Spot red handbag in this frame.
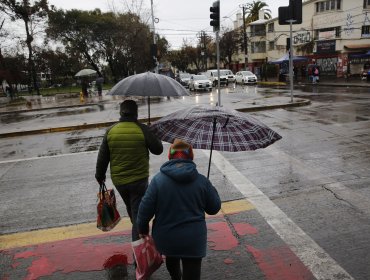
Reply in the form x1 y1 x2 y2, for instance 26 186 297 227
132 235 163 280
97 183 121 231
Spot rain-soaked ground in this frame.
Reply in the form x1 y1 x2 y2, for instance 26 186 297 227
0 85 369 160
1 84 370 279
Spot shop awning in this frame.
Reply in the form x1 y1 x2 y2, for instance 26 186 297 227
344 44 370 50
348 50 370 58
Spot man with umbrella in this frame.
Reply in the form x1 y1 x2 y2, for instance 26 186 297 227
95 100 163 243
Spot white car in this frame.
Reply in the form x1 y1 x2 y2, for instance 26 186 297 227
235 71 258 84
176 72 191 88
205 69 228 86
220 69 236 84
189 75 212 91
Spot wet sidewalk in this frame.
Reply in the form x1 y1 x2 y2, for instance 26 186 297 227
0 86 310 137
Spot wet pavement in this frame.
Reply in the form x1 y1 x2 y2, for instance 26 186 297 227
1 82 370 280
0 85 309 137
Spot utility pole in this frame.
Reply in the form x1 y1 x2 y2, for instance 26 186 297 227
240 4 248 70
150 0 157 74
202 31 207 71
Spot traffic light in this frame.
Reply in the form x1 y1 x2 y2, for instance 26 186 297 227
150 44 158 68
210 1 220 32
286 38 291 51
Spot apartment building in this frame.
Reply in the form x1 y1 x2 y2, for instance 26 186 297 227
231 0 370 78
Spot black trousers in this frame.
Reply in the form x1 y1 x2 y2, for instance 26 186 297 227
115 178 148 242
165 257 202 280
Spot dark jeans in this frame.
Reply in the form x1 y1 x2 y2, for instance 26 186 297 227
165 257 202 280
115 178 148 242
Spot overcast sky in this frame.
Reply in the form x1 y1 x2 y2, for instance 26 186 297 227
47 0 290 49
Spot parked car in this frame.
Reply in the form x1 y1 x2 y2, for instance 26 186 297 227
189 74 212 91
235 71 258 84
205 69 228 86
176 72 191 88
220 69 236 83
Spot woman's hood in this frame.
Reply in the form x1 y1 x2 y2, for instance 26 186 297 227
160 159 198 183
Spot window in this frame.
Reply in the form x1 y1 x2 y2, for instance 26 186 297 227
315 27 341 39
362 25 370 37
365 0 370 8
268 41 275 51
250 25 266 37
316 0 341 13
267 23 274 33
251 41 266 53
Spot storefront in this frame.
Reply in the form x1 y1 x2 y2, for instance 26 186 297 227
348 52 370 77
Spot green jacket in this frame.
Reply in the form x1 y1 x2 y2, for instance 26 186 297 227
95 116 163 186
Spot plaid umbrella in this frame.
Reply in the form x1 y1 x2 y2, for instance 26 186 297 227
150 105 282 178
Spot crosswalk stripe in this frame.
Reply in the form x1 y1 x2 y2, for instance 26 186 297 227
207 149 354 280
0 199 254 250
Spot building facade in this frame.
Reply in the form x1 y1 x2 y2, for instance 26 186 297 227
231 0 370 78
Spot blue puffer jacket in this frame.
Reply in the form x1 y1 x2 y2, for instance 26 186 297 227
136 159 221 258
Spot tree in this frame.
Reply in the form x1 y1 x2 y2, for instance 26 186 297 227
0 52 28 92
166 50 188 73
47 8 160 82
0 0 49 95
47 8 103 77
244 1 271 23
219 29 239 68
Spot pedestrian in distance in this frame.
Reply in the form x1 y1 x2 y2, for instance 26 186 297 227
136 139 222 280
81 78 89 98
96 76 104 98
313 66 320 84
95 100 163 242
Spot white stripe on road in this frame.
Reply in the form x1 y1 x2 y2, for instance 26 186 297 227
0 151 97 164
204 149 353 280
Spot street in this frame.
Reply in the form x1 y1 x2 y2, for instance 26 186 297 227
1 84 370 279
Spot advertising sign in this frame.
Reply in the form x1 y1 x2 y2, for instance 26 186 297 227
316 40 336 53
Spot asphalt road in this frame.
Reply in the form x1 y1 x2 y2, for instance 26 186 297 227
1 84 370 279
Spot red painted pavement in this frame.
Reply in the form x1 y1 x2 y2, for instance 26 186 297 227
1 221 314 279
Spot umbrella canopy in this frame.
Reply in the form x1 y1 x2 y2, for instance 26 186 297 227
75 69 97 77
108 71 190 124
108 71 189 97
150 105 281 152
269 53 308 64
150 105 282 178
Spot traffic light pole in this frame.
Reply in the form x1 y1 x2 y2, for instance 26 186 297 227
210 0 221 107
216 31 221 107
288 20 295 103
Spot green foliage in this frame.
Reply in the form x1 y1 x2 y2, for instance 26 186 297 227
244 1 271 23
220 29 239 66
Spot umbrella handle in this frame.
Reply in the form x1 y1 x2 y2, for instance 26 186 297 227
148 96 151 125
207 117 217 179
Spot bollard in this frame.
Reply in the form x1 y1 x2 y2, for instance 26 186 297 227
80 91 84 103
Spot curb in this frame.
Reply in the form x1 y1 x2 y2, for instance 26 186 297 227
0 99 310 139
0 102 107 115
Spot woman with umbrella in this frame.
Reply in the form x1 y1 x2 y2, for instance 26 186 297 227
136 139 221 280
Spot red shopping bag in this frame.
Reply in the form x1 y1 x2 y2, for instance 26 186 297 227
132 235 163 280
97 183 121 231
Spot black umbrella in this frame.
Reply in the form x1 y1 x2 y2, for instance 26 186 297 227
150 105 282 178
108 72 189 124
